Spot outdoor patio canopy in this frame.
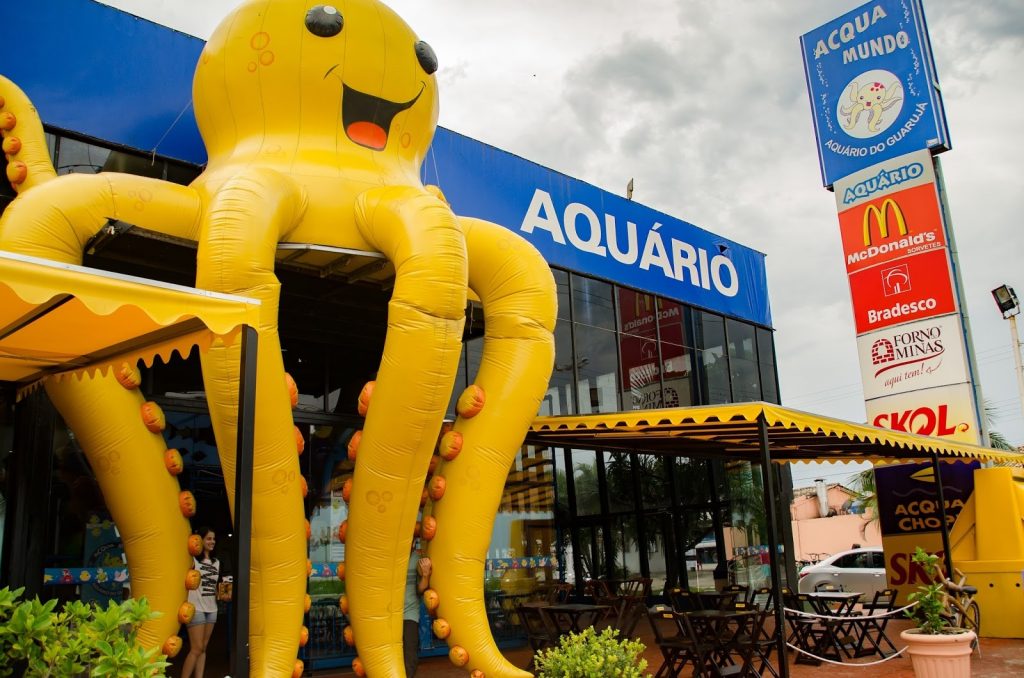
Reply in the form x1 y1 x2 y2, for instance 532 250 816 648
0 249 261 677
525 402 1021 465
0 250 260 386
526 402 1019 678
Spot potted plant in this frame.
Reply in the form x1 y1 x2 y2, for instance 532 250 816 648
533 626 649 677
0 586 170 677
900 548 976 678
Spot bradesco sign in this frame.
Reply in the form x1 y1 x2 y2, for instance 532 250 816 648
425 128 772 327
835 150 946 275
800 0 950 187
847 247 956 334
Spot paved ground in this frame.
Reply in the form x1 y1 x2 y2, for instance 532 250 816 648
314 619 1024 677
174 617 1024 676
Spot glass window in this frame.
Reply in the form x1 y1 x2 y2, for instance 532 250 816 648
572 450 600 516
610 513 638 579
543 320 575 415
698 349 731 404
660 343 694 408
637 454 670 510
695 312 730 404
657 299 692 348
55 137 110 175
730 357 761 402
674 458 713 506
756 327 779 404
574 325 620 413
616 288 661 411
645 515 671 595
603 452 634 514
571 275 615 330
553 269 571 322
726 319 757 362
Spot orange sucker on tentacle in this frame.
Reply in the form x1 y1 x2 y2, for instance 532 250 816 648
140 401 166 433
432 618 451 639
162 636 183 659
164 448 184 475
115 362 142 389
285 372 299 408
438 430 463 461
456 385 486 418
347 430 361 461
356 380 375 416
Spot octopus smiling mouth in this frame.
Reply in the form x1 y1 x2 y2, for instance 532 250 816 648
341 82 423 150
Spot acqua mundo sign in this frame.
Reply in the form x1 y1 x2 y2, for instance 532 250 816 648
799 0 951 188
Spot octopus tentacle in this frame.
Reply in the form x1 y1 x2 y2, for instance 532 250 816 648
1 79 204 652
47 373 193 651
194 166 309 678
427 216 556 678
346 185 467 678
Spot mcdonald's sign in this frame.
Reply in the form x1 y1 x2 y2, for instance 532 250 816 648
837 182 946 275
862 199 908 246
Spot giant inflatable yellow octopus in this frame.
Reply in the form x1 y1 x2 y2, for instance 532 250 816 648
0 1 555 676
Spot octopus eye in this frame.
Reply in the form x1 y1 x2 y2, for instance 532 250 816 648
415 41 438 75
306 5 343 37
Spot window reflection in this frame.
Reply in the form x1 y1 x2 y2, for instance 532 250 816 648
603 452 634 514
616 289 661 410
575 325 619 413
572 450 600 516
543 320 575 415
553 269 571 322
56 137 110 175
571 275 615 330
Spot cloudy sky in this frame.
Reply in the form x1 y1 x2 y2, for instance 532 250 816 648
97 0 1024 484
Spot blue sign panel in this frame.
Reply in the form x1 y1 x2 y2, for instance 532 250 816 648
4 0 771 326
425 129 771 327
800 0 950 188
5 0 206 164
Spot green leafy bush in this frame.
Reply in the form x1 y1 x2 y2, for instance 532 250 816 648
905 547 948 635
534 626 649 677
0 586 169 677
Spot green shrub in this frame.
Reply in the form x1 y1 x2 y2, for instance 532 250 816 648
534 626 649 677
905 547 948 635
0 586 169 677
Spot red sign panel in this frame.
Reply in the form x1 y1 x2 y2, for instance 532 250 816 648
848 248 957 334
838 183 947 275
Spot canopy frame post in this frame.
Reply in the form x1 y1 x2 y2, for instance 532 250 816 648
758 413 789 678
230 325 257 678
931 453 955 578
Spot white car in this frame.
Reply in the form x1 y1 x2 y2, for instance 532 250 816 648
797 547 887 597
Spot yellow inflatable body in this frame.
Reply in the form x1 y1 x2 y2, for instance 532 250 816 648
0 1 555 677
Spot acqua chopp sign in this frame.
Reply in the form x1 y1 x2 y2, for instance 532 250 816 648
800 0 951 187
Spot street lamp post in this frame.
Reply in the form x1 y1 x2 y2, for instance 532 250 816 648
991 285 1024 419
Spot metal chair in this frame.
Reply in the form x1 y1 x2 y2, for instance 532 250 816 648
849 588 899 658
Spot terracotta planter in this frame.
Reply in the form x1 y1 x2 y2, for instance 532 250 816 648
900 629 976 678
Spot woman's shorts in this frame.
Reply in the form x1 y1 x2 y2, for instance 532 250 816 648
188 608 218 627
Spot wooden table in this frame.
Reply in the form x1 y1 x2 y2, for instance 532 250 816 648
542 603 611 634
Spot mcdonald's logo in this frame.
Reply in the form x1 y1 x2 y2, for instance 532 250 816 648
862 198 908 246
634 293 654 317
